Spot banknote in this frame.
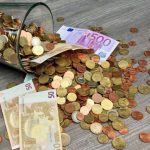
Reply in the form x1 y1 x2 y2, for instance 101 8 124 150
0 80 36 149
57 25 119 63
31 43 85 64
19 90 62 150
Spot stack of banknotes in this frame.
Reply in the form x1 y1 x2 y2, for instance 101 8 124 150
0 80 62 150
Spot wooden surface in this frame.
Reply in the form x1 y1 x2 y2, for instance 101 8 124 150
0 0 150 150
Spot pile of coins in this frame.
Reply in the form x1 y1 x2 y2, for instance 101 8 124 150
0 10 62 72
30 42 150 149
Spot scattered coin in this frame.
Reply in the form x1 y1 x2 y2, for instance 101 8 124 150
90 122 103 134
131 111 144 120
57 16 65 22
6 82 17 89
139 132 150 143
5 131 9 140
112 137 126 150
61 133 71 146
146 105 150 113
97 134 109 144
0 136 3 144
130 27 139 33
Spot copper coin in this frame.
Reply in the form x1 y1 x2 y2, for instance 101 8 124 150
71 53 80 63
77 94 88 101
144 51 150 57
128 40 137 46
139 132 150 143
119 127 129 135
81 84 90 90
67 87 76 93
102 126 113 135
91 55 100 63
146 79 150 86
109 92 118 103
120 43 129 49
0 136 3 143
45 43 55 50
64 103 75 114
131 111 144 120
76 63 86 73
128 99 137 108
107 131 116 139
77 112 84 121
80 106 90 115
92 93 103 103
138 59 147 66
112 71 122 77
130 27 139 33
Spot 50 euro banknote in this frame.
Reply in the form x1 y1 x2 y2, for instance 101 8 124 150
19 89 62 150
0 80 36 149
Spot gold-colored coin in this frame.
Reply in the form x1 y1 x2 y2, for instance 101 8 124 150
84 113 94 124
80 121 90 130
56 16 65 22
38 74 49 84
57 97 66 105
90 122 103 134
55 57 67 67
5 131 9 140
118 98 129 107
0 40 4 51
92 104 103 115
99 113 109 123
61 133 71 147
19 36 28 47
32 45 44 56
100 77 111 87
72 102 81 111
112 77 122 85
38 85 49 92
129 86 138 94
61 77 72 88
45 65 55 75
146 105 150 113
101 98 113 110
84 71 92 81
108 110 119 122
138 84 150 95
0 35 8 44
92 72 103 82
112 119 125 131
23 45 32 55
112 137 126 150
57 87 67 97
67 93 77 102
101 61 110 69
85 59 95 69
97 134 109 144
118 108 131 119
6 82 17 89
118 60 129 69
3 48 15 61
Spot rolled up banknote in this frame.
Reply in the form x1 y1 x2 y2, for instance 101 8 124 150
19 89 62 150
0 80 36 149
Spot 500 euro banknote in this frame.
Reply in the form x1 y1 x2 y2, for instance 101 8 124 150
57 25 119 63
0 80 36 149
19 90 62 150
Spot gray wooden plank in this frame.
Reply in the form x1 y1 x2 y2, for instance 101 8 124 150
0 0 150 150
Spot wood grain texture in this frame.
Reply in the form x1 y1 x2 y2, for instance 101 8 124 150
0 0 150 150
